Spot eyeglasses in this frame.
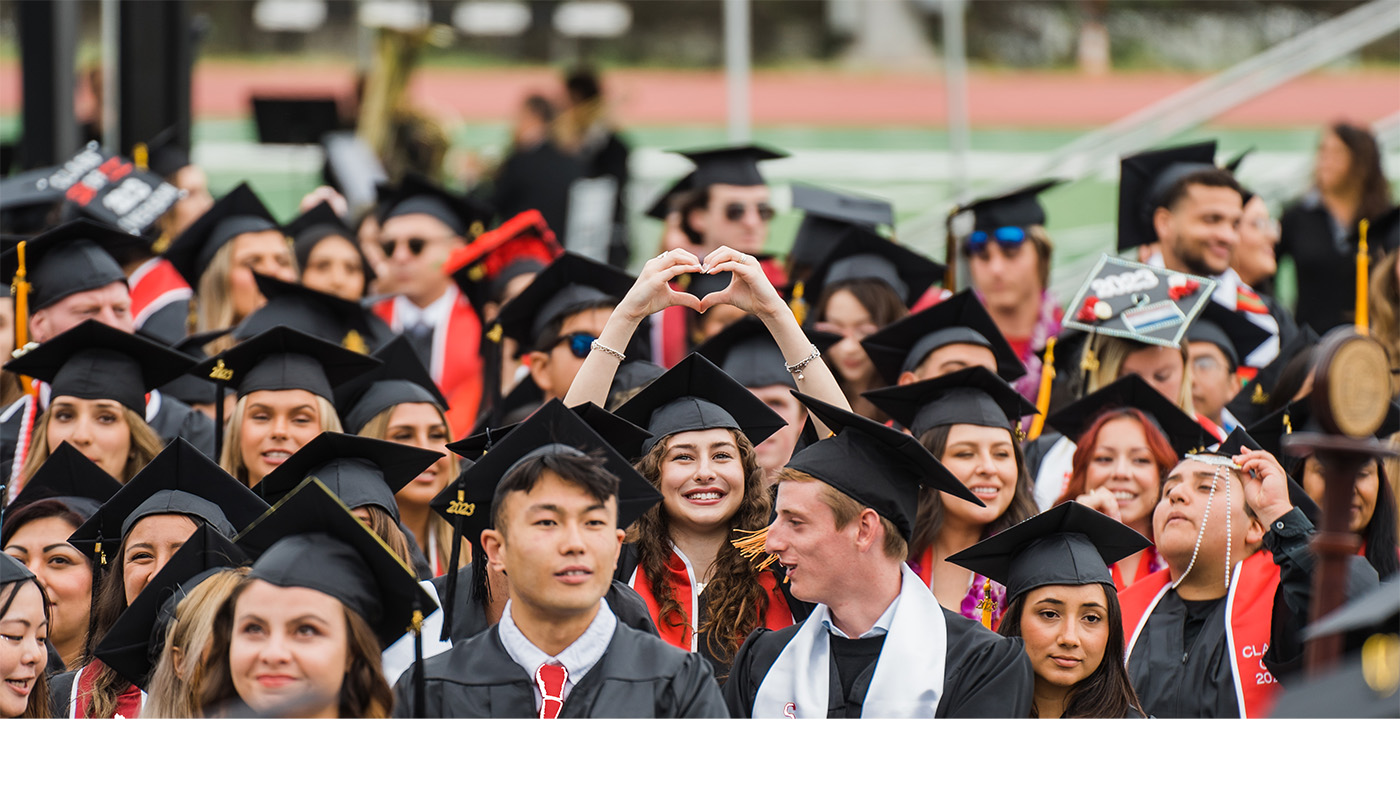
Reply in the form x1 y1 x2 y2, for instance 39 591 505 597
964 226 1027 258
551 332 597 359
724 202 776 222
380 236 453 257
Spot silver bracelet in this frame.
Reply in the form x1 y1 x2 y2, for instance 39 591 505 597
590 339 626 362
785 344 821 381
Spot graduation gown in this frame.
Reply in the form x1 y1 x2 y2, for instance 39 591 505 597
723 605 1032 718
145 390 216 458
373 286 484 440
391 620 729 718
0 394 39 496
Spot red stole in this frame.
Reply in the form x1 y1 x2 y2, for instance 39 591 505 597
1110 546 1164 591
1120 550 1282 718
628 547 793 653
73 662 144 719
129 257 192 326
373 288 483 439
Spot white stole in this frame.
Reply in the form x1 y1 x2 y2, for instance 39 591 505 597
752 564 948 718
381 581 454 685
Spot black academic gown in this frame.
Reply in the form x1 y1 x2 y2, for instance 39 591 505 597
146 394 216 458
722 606 1033 718
391 622 729 718
138 299 191 348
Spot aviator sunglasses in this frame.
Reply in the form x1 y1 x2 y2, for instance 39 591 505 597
724 202 776 222
964 226 1027 258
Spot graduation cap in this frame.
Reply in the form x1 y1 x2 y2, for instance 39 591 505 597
152 328 232 406
796 226 943 310
785 392 982 541
1223 147 1256 204
252 432 441 521
694 316 840 391
235 477 438 648
788 183 895 273
234 271 389 352
671 144 788 190
0 551 36 585
1250 398 1400 460
608 359 666 406
251 96 342 145
946 501 1152 603
644 173 696 221
376 173 489 239
474 375 545 432
1060 255 1216 350
953 178 1062 234
0 219 145 312
1 444 122 545
1045 373 1212 457
163 182 281 290
68 438 270 562
334 335 448 435
492 252 633 354
4 320 194 414
860 289 1026 385
447 401 652 463
0 168 65 235
862 366 1038 439
91 527 246 690
614 353 788 454
1304 576 1400 642
445 209 562 316
1185 301 1272 371
190 325 381 403
284 202 375 288
139 126 190 179
1227 325 1320 426
1117 141 1219 250
1218 426 1321 523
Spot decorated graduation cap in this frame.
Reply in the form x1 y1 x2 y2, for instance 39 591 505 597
284 202 375 288
92 527 246 690
448 400 652 463
4 320 193 414
334 335 448 435
1218 426 1321 523
644 173 696 221
1185 300 1272 371
954 178 1062 234
191 325 381 403
445 209 561 317
1117 140 1219 250
784 392 982 541
252 432 441 521
1 444 122 545
672 144 788 190
795 226 943 311
235 477 438 649
1060 255 1216 350
46 144 182 238
234 271 390 352
376 173 489 239
163 182 281 290
788 183 895 274
69 438 269 564
614 353 788 454
492 252 633 354
1227 325 1320 425
863 366 1038 439
861 289 1026 385
0 219 145 312
694 316 840 391
153 327 231 406
946 501 1152 602
1046 373 1212 456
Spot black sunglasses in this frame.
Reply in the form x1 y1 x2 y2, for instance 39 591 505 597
724 202 776 222
551 332 597 359
381 236 452 257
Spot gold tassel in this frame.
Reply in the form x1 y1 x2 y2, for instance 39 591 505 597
1080 332 1100 374
1356 218 1370 334
11 241 35 397
731 526 779 572
342 330 368 354
1283 412 1292 435
978 577 995 629
1027 336 1056 440
410 609 425 634
789 281 807 326
133 142 149 171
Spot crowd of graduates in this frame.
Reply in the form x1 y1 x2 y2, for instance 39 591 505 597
0 117 1397 721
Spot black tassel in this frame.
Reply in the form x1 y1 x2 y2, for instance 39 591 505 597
412 609 426 719
213 382 225 461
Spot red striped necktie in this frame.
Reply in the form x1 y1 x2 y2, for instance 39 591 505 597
535 662 568 719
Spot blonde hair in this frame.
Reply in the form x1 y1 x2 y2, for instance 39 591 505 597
140 567 249 719
195 240 238 348
1085 335 1196 414
358 406 468 573
775 468 907 561
19 405 164 486
219 393 343 485
1370 251 1400 385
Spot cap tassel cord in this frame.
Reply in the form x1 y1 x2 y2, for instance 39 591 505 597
1356 218 1370 334
1027 336 1056 440
440 477 467 642
12 241 36 398
732 526 779 572
411 608 426 719
978 577 996 630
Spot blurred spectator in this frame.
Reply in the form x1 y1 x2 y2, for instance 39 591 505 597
489 94 582 244
1370 249 1400 391
557 68 631 268
1231 194 1280 290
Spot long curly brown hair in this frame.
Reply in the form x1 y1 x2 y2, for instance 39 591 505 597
627 429 772 666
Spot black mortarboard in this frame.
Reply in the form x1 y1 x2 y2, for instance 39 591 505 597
798 227 943 308
1251 398 1400 460
861 289 1026 384
252 432 440 521
234 272 390 351
1185 301 1271 370
1060 255 1216 349
492 252 633 353
785 392 981 540
376 173 489 239
1046 373 1211 457
334 335 448 435
955 179 1062 233
92 527 246 690
445 209 560 316
1223 148 1256 204
284 202 375 287
788 183 895 273
863 366 1038 438
644 173 695 221
946 501 1152 602
141 127 190 179
0 168 65 235
614 353 788 454
163 182 281 289
678 269 732 301
152 328 232 406
4 320 194 414
694 316 840 390
235 478 437 647
1227 325 1319 425
68 438 269 560
0 219 144 311
607 359 666 408
672 144 788 190
1117 141 1219 250
447 401 652 463
474 375 545 431
1304 576 1400 642
1218 426 1321 523
251 96 343 145
0 551 36 585
1 444 121 545
191 325 381 402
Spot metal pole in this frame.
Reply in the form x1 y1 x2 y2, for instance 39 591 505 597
101 0 119 151
942 0 971 286
723 0 752 143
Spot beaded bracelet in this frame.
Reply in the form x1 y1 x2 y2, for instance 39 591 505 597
590 340 626 362
785 344 821 381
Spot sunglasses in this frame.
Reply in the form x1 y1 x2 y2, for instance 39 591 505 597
964 226 1027 258
552 332 598 359
724 202 776 222
380 236 451 257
